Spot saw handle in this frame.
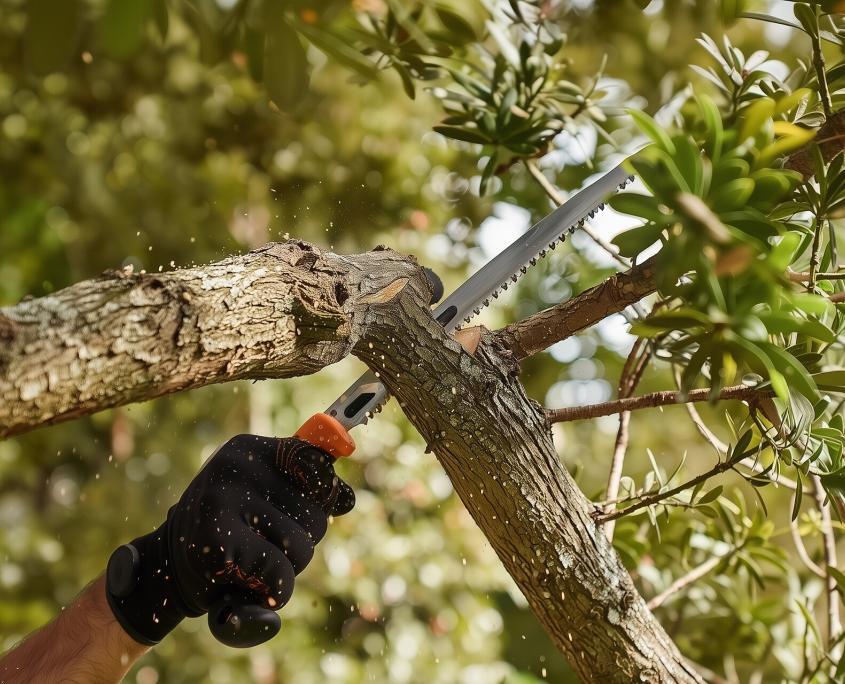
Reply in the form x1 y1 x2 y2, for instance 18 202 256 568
294 413 356 458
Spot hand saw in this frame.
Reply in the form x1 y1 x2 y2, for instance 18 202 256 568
209 161 634 647
294 162 634 458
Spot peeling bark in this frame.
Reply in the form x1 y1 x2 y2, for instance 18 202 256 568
0 242 423 438
1 240 699 680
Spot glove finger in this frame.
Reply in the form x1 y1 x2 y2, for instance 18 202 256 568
329 478 356 517
243 501 315 575
262 481 329 542
228 534 296 610
276 439 340 507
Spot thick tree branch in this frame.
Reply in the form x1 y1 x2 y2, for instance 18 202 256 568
495 256 657 360
353 280 701 681
546 384 773 424
0 242 428 438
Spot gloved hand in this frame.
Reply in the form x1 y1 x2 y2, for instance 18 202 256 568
105 435 354 647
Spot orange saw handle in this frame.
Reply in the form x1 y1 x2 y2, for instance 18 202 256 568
295 413 356 458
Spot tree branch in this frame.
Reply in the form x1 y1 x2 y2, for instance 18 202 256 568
495 256 657 360
596 451 745 525
605 338 650 541
647 551 733 611
0 242 429 438
546 384 773 424
811 474 843 651
353 290 701 680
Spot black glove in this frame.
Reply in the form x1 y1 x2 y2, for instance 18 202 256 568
105 435 354 646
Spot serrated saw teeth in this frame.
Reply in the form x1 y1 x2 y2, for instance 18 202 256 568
455 166 633 328
327 162 637 429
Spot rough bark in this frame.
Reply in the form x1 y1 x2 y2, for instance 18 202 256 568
0 242 425 438
1 241 698 681
354 274 700 682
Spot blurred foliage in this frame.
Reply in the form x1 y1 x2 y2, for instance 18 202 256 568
6 0 845 682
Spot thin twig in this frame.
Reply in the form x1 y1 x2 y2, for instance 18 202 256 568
809 11 833 119
596 452 744 524
671 369 797 490
790 489 826 579
811 474 843 654
604 339 649 541
788 269 845 282
647 551 732 610
809 217 825 291
546 385 773 424
524 159 631 268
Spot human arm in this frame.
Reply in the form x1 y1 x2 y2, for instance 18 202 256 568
0 435 354 681
0 575 148 684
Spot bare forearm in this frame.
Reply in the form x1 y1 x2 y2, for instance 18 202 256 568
0 575 148 684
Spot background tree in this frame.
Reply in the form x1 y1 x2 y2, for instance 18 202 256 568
4 0 845 681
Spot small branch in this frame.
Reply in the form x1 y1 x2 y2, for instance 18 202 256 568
811 474 843 651
596 452 743 524
604 339 649 541
496 257 657 360
547 385 772 424
809 218 825 291
524 159 631 268
789 493 826 579
684 400 729 454
788 269 845 282
647 551 732 610
809 13 833 119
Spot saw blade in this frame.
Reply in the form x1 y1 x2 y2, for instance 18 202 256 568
324 162 635 430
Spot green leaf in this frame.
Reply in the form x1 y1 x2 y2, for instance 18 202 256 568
739 96 774 144
25 0 83 75
768 232 801 272
773 87 812 116
793 2 819 38
608 194 667 223
757 312 835 343
675 137 706 195
813 370 845 392
293 22 378 80
433 125 489 144
264 14 310 109
710 178 755 213
611 223 664 259
697 485 724 505
696 93 724 161
791 475 803 521
829 565 845 596
628 109 676 154
763 343 819 401
479 151 498 196
791 292 831 316
434 6 476 42
99 0 153 60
